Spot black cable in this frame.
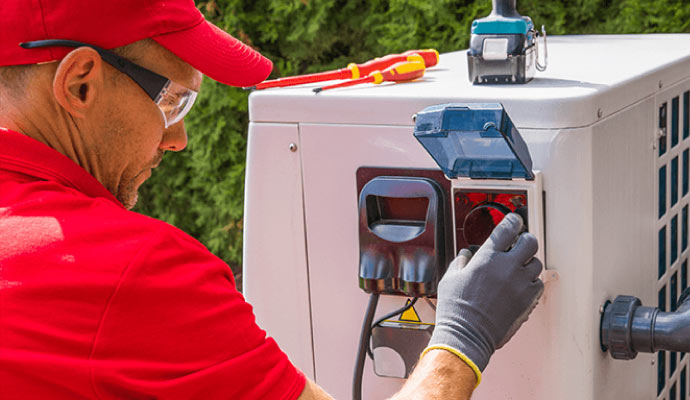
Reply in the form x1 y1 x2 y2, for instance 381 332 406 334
353 293 379 400
372 297 419 328
354 295 422 399
366 297 419 359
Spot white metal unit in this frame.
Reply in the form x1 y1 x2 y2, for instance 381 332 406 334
243 35 690 399
653 82 690 399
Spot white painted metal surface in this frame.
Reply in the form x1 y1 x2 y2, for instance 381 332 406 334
243 35 690 399
242 123 315 378
249 35 690 129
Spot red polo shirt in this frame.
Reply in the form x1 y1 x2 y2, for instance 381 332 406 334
0 128 305 399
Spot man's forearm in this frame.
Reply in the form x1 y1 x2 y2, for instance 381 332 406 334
297 349 476 400
389 349 475 400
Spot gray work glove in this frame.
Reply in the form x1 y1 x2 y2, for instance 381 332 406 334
425 213 544 379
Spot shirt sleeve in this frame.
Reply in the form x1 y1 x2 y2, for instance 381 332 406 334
89 225 306 400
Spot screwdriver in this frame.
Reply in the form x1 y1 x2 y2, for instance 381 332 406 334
313 60 426 93
245 49 439 90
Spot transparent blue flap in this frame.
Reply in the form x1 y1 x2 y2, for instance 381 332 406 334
414 103 534 180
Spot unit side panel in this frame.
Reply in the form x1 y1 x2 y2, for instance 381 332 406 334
299 123 591 399
242 122 315 379
652 79 690 400
591 98 657 399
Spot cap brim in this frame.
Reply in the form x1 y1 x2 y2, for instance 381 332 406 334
152 20 272 87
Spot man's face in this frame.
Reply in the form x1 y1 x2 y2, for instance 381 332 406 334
94 42 202 209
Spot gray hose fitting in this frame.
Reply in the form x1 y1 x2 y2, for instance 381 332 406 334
601 290 690 359
601 296 645 359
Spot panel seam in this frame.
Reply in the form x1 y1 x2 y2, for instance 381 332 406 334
296 123 318 380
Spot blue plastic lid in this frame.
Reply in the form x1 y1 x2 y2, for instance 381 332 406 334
471 16 533 35
414 103 534 180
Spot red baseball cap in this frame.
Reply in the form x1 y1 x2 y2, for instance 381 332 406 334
0 0 272 87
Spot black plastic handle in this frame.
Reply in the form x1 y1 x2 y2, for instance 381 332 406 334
492 0 521 18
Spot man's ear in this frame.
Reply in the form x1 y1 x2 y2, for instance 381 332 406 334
52 47 104 119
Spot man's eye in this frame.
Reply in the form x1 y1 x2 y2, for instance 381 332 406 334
162 96 179 107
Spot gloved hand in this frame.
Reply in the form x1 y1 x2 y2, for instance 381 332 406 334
424 213 544 384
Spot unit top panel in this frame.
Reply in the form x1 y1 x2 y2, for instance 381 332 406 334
248 35 690 129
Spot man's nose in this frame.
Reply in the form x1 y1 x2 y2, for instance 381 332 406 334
160 120 188 152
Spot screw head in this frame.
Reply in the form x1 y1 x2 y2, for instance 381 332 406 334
597 108 603 118
659 81 664 89
289 143 298 152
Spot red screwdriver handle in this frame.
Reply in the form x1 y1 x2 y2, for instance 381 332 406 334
402 49 439 68
251 49 438 91
314 60 426 93
372 60 426 83
354 49 439 77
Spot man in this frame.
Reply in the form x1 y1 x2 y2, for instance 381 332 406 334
0 1 544 399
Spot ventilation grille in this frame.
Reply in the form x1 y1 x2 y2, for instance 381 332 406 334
657 90 690 400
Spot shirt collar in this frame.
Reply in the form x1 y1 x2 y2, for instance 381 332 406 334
0 127 124 208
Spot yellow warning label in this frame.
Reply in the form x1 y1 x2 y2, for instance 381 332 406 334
398 299 421 322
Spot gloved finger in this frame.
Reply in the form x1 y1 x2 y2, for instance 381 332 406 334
485 212 524 252
509 232 539 264
522 257 544 282
530 278 545 300
497 282 543 349
449 248 473 270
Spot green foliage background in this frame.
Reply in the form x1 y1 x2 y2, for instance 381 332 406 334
135 0 690 284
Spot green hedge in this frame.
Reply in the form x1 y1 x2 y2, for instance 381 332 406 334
135 0 690 284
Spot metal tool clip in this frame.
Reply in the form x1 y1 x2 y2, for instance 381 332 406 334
533 25 548 72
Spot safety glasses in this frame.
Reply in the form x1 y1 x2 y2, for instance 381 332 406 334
20 39 198 128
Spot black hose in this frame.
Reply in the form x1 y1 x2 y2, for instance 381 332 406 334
353 293 379 400
367 297 419 359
